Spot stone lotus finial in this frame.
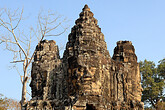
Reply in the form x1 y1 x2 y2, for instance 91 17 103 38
83 4 90 11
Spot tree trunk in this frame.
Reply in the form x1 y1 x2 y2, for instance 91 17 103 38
21 70 27 109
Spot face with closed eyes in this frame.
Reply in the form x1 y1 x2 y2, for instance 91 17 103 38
68 65 102 96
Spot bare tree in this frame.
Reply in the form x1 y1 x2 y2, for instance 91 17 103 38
0 8 68 108
1 93 21 110
0 94 9 110
8 98 21 110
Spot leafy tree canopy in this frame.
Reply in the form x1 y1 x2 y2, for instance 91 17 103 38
140 59 165 109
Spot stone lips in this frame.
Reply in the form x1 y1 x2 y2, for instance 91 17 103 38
26 4 144 110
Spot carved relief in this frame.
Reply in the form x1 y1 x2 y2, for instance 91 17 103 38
26 5 144 110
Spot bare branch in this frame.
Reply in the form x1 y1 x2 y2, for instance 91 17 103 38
15 67 23 84
10 8 19 18
27 71 31 79
24 76 28 83
47 15 61 24
30 26 41 42
18 39 27 45
38 13 44 36
18 49 23 60
0 8 69 108
27 91 31 96
0 8 28 59
4 41 18 53
0 8 5 16
27 50 35 67
0 18 12 32
11 29 28 59
0 38 17 44
45 26 68 37
10 60 25 63
45 22 62 33
12 8 23 30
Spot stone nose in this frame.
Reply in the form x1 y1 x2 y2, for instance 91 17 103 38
82 72 92 82
83 72 92 78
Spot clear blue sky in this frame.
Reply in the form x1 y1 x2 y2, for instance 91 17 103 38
0 0 165 101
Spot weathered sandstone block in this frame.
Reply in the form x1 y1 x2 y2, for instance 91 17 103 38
25 4 144 110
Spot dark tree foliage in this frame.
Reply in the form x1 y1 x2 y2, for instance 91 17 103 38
158 59 165 79
140 59 165 109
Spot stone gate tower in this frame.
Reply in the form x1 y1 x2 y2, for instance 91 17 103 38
26 5 144 110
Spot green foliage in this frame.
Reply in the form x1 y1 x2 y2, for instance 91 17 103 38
140 59 165 108
158 58 165 79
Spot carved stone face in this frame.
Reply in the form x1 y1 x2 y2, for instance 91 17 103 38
30 71 45 99
69 65 101 96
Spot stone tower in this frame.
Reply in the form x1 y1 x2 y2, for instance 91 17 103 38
26 5 144 110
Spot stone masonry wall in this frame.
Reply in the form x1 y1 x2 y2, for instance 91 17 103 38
25 5 144 110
